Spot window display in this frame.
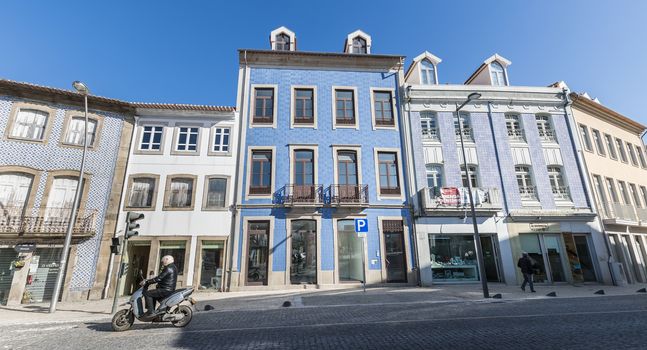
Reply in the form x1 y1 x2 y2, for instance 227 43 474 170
428 235 479 281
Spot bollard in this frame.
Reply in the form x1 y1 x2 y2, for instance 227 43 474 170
594 289 605 295
492 294 502 299
637 288 647 293
546 291 557 297
282 301 292 307
204 305 214 311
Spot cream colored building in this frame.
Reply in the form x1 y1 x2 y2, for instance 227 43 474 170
571 93 647 284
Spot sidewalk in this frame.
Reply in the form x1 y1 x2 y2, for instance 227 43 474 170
1 283 646 326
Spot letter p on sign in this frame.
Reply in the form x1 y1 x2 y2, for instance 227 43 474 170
354 218 368 233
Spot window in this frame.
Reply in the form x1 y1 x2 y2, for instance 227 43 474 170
139 126 164 151
636 145 647 168
627 143 639 166
516 166 536 200
428 235 479 282
420 112 439 140
253 88 274 124
335 90 356 125
160 241 186 275
377 152 400 195
604 134 617 159
294 150 315 185
640 186 647 208
44 176 84 219
615 138 628 162
490 61 506 86
212 127 230 153
10 109 48 140
605 178 619 203
351 37 367 54
166 177 195 208
175 127 199 152
591 129 605 156
294 88 314 124
593 175 609 216
548 166 569 200
64 117 98 147
337 151 358 185
420 60 436 85
578 124 593 151
204 177 227 209
460 165 479 188
617 181 631 205
426 164 443 188
505 114 524 141
275 33 291 51
290 220 317 284
128 177 157 208
629 183 642 208
373 91 394 126
0 172 33 209
536 116 556 142
250 150 272 195
454 113 473 141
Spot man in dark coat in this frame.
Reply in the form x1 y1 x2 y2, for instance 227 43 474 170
517 252 536 292
140 255 178 315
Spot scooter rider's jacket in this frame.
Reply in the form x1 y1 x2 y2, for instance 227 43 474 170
146 263 178 291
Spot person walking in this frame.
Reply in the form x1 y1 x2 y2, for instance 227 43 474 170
517 252 536 292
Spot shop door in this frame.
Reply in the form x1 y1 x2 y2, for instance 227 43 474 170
623 235 644 283
519 234 548 283
384 232 406 283
337 220 364 282
544 235 566 282
0 248 18 305
247 221 269 286
126 244 150 295
609 235 633 283
563 234 597 283
290 220 317 285
25 248 65 303
199 241 224 290
634 236 647 280
480 236 501 282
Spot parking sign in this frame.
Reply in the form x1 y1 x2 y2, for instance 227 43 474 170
354 218 368 233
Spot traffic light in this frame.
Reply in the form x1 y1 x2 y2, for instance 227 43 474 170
110 237 123 255
125 211 145 239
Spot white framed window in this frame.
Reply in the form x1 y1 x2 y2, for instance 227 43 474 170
516 166 536 200
212 127 230 153
460 164 479 188
637 145 647 168
490 61 506 86
627 143 639 166
536 115 556 142
0 172 33 209
420 60 436 85
64 117 97 147
591 129 605 156
629 183 642 208
204 177 227 209
45 176 83 219
640 186 647 208
165 176 196 209
604 134 617 159
128 177 157 208
615 138 628 162
505 114 524 141
605 178 619 203
11 109 48 140
351 37 367 54
426 164 443 188
617 180 631 205
593 175 610 216
420 112 439 141
140 126 164 151
547 166 569 201
275 33 291 51
578 124 593 151
175 127 199 152
454 113 473 142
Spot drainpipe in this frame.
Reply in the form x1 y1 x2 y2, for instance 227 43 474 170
225 51 248 292
399 78 421 286
564 91 616 285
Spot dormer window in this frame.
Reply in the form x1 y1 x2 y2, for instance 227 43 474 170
420 60 436 85
351 37 367 54
275 33 291 51
490 61 506 86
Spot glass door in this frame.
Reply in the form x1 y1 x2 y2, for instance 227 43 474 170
544 235 566 282
199 241 224 290
247 221 269 285
290 220 317 284
383 220 406 283
519 233 548 283
634 236 647 280
337 220 364 282
563 234 597 283
609 234 633 283
480 236 501 282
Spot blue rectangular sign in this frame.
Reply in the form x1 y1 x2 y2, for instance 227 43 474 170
354 218 368 233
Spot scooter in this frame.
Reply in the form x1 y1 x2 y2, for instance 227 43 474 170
111 273 196 331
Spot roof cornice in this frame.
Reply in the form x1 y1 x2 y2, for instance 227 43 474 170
570 93 646 134
238 49 404 71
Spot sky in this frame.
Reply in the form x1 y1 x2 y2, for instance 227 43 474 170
1 0 646 122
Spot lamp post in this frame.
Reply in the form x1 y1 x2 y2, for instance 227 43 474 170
455 92 490 299
49 81 90 313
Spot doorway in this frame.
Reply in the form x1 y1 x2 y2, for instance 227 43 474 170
337 219 364 282
246 221 269 286
480 236 501 282
199 241 224 290
383 220 406 283
125 243 150 295
24 248 65 303
563 233 597 283
519 233 568 283
0 248 18 305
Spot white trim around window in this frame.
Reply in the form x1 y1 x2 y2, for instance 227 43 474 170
208 124 233 156
369 88 398 131
171 124 202 156
290 85 317 129
373 147 405 201
135 122 167 155
331 86 359 130
250 84 278 129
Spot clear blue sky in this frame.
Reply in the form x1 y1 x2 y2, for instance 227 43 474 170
2 1 646 122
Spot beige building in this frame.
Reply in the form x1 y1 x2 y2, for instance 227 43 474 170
571 93 647 284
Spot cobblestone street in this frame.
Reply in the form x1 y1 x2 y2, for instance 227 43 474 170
2 294 646 349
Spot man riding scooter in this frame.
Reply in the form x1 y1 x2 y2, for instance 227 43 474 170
140 255 178 316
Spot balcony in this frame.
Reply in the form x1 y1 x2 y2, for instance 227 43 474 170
610 202 637 222
455 127 473 142
519 186 538 201
421 187 501 215
283 184 324 206
330 184 369 207
421 128 440 141
0 207 97 242
552 186 571 201
538 129 557 142
507 129 525 142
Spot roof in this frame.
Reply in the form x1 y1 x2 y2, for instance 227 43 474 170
570 92 646 134
0 78 235 114
404 51 442 81
464 53 511 85
239 49 404 71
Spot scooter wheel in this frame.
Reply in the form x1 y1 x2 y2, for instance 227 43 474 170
171 305 193 328
111 309 134 332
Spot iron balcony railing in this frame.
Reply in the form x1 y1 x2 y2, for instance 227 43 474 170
455 127 473 141
538 129 557 142
422 187 501 211
0 207 97 236
422 128 440 141
519 186 538 201
611 202 637 222
331 184 369 206
552 186 571 201
284 184 324 206
507 128 525 142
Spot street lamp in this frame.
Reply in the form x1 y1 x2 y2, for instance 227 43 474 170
455 92 490 299
49 81 91 313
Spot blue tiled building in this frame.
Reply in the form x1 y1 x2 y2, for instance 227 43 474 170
228 28 417 289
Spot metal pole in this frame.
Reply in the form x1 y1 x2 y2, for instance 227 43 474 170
111 237 128 314
456 102 490 299
50 93 89 313
361 234 367 293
